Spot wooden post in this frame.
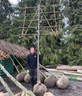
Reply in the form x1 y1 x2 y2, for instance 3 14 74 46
37 4 40 82
0 76 14 96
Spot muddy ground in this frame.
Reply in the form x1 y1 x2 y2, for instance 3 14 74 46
0 75 82 96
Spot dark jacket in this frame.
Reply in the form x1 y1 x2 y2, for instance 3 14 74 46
26 52 42 69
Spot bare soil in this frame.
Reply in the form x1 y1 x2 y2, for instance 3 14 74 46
0 75 82 96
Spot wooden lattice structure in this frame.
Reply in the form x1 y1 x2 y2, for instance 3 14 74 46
15 4 62 36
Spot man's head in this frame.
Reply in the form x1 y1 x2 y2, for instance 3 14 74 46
30 46 35 54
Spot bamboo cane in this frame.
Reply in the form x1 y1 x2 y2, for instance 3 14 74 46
40 8 55 34
0 76 14 96
22 9 26 35
53 4 58 34
25 10 38 35
14 56 25 72
10 56 20 73
40 70 47 78
47 68 82 77
0 64 35 96
40 64 58 79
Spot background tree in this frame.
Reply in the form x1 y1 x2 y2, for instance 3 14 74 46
62 0 82 65
0 0 13 39
0 0 13 22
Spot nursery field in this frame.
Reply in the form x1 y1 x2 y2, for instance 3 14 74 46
0 0 81 96
0 75 82 96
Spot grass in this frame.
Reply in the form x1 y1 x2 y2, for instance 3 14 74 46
69 75 77 81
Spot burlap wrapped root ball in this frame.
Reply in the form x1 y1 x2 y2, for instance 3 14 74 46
0 92 9 96
24 74 30 83
44 75 56 88
15 92 22 96
33 82 47 96
57 75 69 89
15 91 30 96
43 92 55 96
40 73 45 83
16 72 26 82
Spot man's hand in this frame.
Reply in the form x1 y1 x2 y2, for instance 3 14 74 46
26 70 30 74
38 51 41 55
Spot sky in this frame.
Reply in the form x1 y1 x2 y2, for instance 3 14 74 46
9 0 19 4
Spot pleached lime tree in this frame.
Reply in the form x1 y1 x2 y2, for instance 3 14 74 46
7 0 63 66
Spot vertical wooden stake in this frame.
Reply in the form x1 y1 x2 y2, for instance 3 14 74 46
37 4 40 82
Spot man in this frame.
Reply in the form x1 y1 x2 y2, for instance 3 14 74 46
26 46 42 90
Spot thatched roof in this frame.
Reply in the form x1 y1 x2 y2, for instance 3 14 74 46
0 40 30 58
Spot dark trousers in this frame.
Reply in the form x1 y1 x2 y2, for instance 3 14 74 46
29 68 37 87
